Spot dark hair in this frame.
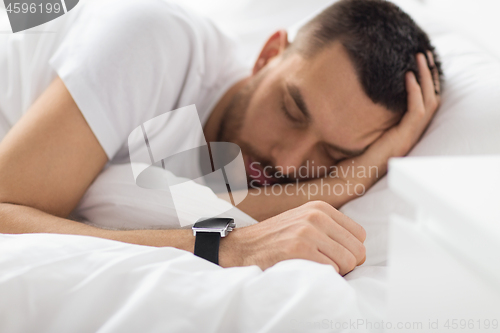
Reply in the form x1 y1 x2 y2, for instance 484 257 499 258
288 0 443 114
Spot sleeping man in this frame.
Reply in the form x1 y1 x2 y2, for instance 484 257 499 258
0 0 441 275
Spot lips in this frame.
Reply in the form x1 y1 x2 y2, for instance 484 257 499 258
244 154 277 186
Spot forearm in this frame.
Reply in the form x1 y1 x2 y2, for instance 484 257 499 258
237 138 399 221
236 175 376 221
0 202 368 274
0 203 195 251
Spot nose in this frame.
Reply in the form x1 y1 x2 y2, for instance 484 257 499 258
271 133 315 177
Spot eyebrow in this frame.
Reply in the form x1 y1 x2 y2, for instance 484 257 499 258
286 83 311 122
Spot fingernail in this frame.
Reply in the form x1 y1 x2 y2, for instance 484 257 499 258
415 53 425 68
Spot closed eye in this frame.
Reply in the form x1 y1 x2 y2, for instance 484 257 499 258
281 100 302 124
324 143 367 162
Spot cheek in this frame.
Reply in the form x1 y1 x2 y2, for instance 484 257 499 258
239 90 286 145
238 106 280 150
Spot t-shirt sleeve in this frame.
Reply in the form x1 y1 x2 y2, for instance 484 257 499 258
49 0 200 159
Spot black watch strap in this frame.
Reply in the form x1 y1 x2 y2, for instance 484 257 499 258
194 232 221 265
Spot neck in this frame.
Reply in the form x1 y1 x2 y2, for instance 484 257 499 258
203 76 250 143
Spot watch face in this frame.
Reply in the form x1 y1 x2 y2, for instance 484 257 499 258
194 218 234 229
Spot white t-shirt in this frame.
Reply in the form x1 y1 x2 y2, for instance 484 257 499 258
0 0 249 170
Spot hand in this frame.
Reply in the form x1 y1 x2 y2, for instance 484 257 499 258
373 51 441 157
220 201 366 275
336 51 441 186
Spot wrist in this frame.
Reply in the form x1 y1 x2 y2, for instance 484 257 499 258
218 228 244 268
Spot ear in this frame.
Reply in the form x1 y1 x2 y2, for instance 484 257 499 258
252 30 289 75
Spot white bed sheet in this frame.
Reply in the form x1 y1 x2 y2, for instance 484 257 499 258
0 233 385 333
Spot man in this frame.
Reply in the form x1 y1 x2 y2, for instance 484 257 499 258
0 0 441 276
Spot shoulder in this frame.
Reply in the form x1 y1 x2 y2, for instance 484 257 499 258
81 0 205 39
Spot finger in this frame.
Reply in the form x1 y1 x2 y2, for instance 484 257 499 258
310 229 358 275
401 71 425 126
427 50 441 103
306 201 366 243
309 210 366 265
426 51 438 92
304 247 340 273
416 53 437 110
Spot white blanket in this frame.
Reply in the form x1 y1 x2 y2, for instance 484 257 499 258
0 233 386 333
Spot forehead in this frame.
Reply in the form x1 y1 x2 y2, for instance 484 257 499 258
282 42 398 148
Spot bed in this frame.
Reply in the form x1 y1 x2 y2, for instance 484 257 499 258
1 0 499 332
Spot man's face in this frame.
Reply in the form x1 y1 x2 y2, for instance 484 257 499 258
218 41 399 186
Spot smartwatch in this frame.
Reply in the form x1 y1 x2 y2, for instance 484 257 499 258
192 217 236 265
